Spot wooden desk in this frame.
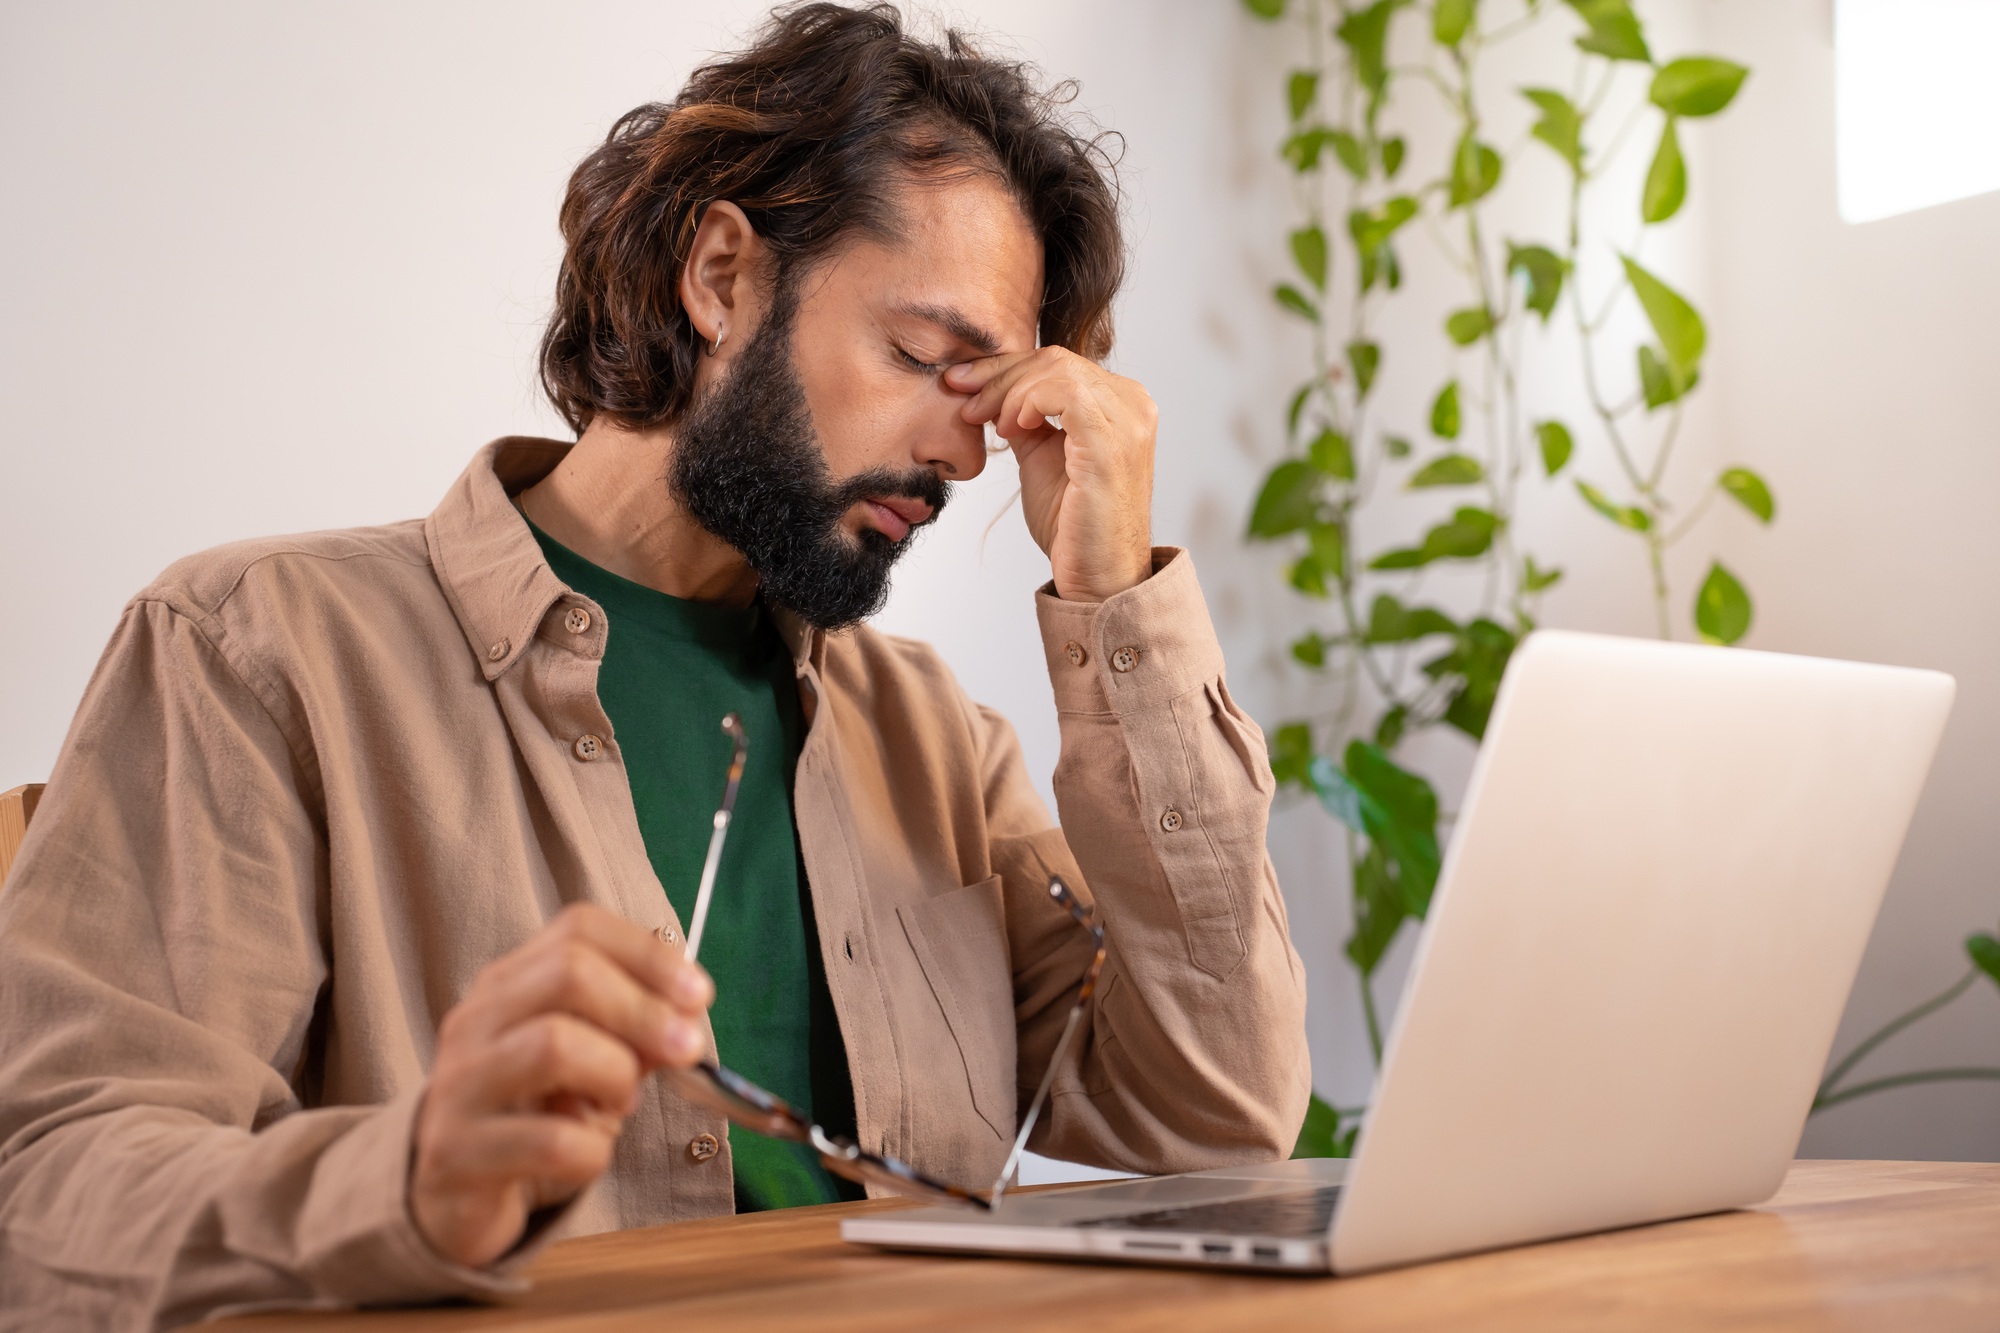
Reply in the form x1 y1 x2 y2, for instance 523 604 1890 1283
228 1161 2000 1331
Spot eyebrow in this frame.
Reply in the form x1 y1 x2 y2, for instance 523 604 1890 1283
895 301 1003 357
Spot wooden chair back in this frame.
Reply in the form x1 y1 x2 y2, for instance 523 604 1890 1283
0 784 44 886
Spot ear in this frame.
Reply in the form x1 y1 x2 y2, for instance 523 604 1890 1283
679 201 769 357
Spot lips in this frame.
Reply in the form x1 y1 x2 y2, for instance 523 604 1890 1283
862 496 934 542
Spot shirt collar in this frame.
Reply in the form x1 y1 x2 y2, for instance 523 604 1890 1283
425 437 825 682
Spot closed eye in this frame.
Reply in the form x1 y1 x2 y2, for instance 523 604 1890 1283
896 346 945 375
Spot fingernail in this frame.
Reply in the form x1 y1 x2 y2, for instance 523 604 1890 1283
666 1021 705 1063
670 965 712 1008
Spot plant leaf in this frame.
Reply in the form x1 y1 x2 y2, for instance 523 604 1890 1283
1375 705 1408 750
1286 381 1315 438
1448 134 1503 208
1343 741 1443 917
1564 0 1650 62
1289 553 1331 598
1435 0 1478 46
1576 479 1652 531
1282 127 1331 172
1365 594 1458 643
1967 933 2000 988
1507 243 1569 321
1275 283 1320 322
1329 130 1370 178
1650 57 1749 117
1430 381 1461 439
1621 256 1706 376
1719 466 1775 523
1421 506 1499 560
1346 845 1408 972
1309 428 1356 481
1445 306 1494 346
1643 116 1687 223
1347 340 1381 398
1288 70 1320 121
1291 631 1328 667
1536 420 1574 475
1409 453 1486 487
1248 459 1318 537
1291 1092 1354 1159
1424 617 1518 740
1637 343 1697 409
1695 561 1752 644
1291 224 1330 290
1523 555 1564 592
1243 0 1287 16
1522 88 1584 172
1335 0 1401 98
1381 135 1406 177
1308 519 1347 580
1384 435 1413 459
1309 754 1365 832
1270 721 1314 788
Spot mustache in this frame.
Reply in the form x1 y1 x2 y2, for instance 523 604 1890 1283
830 465 952 532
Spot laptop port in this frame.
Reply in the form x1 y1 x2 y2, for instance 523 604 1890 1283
1201 1242 1234 1260
1122 1240 1184 1254
1250 1244 1283 1263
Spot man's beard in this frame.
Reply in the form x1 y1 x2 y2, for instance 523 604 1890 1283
670 284 951 632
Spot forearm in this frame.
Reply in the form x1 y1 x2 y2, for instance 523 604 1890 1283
0 1088 520 1329
1025 550 1311 1168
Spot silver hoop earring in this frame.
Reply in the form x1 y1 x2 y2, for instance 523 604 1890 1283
706 331 724 358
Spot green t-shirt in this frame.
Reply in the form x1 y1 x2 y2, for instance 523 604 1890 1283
529 520 861 1212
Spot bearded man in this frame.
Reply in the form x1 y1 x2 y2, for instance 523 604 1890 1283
0 4 1309 1325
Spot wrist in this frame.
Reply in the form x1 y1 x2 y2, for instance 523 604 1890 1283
1055 546 1154 603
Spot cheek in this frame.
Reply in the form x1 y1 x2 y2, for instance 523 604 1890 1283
798 356 944 478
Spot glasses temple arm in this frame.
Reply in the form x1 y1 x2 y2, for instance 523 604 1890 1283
684 714 747 964
988 1000 1090 1209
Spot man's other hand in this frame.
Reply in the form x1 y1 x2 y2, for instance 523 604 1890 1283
411 904 713 1269
945 348 1157 603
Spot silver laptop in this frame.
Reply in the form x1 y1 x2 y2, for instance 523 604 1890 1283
843 629 1955 1274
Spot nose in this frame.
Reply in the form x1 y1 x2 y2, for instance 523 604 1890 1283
919 387 989 482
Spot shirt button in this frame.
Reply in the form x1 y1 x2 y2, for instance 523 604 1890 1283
564 606 592 635
656 924 680 946
1111 646 1141 673
486 639 510 662
1064 641 1087 668
573 734 603 762
689 1133 721 1162
1160 808 1184 833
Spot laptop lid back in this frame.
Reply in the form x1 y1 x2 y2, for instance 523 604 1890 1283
1329 631 1954 1273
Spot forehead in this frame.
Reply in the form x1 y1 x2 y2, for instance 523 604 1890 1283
821 173 1044 352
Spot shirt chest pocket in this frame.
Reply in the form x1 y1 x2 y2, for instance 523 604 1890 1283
896 875 1017 1144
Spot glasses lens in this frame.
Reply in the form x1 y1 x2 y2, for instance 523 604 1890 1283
662 1062 811 1143
809 1126 993 1210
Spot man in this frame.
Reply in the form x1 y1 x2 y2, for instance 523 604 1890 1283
0 3 1308 1325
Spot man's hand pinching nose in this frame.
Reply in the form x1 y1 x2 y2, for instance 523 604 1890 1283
945 347 1158 604
411 903 714 1269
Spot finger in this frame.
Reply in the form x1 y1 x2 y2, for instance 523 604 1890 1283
942 351 1030 395
957 349 1065 424
549 903 715 1010
455 1012 647 1116
996 374 1082 441
455 933 707 1068
427 1112 618 1196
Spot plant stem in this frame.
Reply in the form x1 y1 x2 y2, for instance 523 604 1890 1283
1814 966 1979 1104
1812 1067 2000 1114
1359 967 1384 1065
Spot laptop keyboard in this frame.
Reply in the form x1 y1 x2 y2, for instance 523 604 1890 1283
1075 1185 1340 1239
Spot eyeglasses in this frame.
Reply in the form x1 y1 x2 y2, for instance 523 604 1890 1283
661 712 1108 1210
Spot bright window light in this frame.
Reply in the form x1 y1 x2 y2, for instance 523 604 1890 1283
1835 0 2000 224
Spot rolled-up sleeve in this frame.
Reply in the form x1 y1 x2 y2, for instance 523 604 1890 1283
1003 548 1311 1171
0 599 523 1329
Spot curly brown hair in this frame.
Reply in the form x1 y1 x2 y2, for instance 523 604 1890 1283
537 2 1125 435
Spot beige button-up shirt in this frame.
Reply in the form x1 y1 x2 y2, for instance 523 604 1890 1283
0 440 1309 1327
